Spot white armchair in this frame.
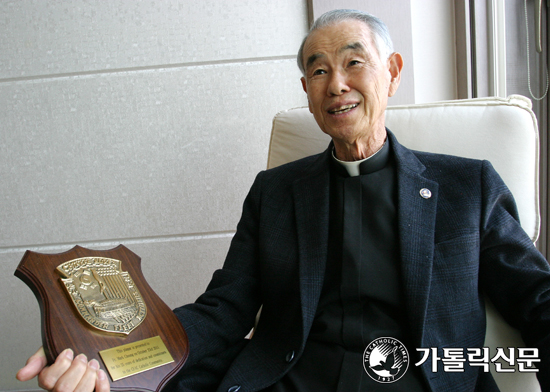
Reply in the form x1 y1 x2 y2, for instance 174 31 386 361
267 95 541 391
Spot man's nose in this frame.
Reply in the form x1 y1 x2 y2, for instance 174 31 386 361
327 71 350 96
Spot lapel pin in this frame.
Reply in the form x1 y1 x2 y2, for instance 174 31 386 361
419 188 432 199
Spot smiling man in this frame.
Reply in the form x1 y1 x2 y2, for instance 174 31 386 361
300 17 402 161
17 9 550 392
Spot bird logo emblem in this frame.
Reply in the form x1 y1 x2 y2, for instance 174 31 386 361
363 337 409 383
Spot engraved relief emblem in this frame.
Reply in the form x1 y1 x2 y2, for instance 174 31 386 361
56 257 147 335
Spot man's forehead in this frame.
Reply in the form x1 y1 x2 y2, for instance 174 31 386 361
302 21 374 58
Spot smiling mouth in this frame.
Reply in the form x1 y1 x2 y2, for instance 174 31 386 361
328 103 358 114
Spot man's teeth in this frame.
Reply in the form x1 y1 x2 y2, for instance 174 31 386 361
330 104 358 114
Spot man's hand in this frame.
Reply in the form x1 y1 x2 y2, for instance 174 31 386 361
16 347 110 392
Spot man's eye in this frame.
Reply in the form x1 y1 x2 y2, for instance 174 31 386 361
313 69 326 75
349 60 361 66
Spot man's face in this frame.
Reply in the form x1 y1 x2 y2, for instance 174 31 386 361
300 20 402 151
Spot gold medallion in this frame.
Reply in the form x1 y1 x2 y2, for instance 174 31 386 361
56 257 147 335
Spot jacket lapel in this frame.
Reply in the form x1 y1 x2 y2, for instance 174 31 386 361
292 148 331 339
290 134 439 348
390 132 439 348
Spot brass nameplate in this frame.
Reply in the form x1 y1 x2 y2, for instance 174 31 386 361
99 336 175 381
56 257 147 335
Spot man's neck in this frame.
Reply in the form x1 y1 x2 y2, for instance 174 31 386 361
332 129 387 162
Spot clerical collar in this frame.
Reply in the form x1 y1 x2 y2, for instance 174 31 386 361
331 139 390 177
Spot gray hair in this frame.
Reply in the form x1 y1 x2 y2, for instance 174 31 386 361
297 9 394 75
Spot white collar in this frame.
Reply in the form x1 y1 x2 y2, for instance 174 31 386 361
331 141 387 177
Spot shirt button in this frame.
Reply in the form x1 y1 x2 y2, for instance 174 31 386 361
286 350 295 363
228 386 241 392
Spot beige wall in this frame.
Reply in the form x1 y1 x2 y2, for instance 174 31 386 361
410 0 458 103
0 1 308 390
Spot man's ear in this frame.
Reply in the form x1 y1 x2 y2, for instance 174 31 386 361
387 52 403 97
301 77 313 113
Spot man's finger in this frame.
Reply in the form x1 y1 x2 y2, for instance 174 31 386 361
72 359 106 392
37 350 82 391
95 368 111 392
16 347 48 382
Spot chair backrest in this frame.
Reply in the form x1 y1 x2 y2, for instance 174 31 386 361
267 95 541 391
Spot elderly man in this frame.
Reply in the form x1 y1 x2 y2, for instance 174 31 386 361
17 9 550 392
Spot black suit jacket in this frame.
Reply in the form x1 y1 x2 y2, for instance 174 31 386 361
173 131 550 392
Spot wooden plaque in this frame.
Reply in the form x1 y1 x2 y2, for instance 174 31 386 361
15 245 189 392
